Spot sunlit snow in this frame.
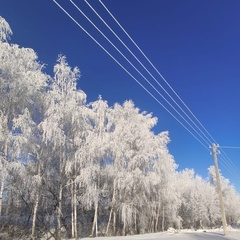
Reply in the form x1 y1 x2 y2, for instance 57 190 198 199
80 229 240 240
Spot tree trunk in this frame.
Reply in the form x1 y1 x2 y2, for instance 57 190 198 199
31 160 42 240
155 203 160 232
57 184 62 240
122 212 126 236
0 173 5 216
134 208 137 234
57 145 65 240
73 181 77 239
71 179 78 239
31 192 39 240
162 205 165 231
106 207 113 236
57 156 62 240
72 139 78 240
91 200 98 237
106 179 116 235
71 179 74 238
1 128 9 216
113 210 116 235
155 211 158 232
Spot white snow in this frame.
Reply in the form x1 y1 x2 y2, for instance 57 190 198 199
80 229 240 240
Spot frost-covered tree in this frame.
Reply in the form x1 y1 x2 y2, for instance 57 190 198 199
83 96 111 237
11 108 49 240
149 132 179 232
0 16 12 42
0 17 47 218
208 166 240 225
108 101 154 235
39 57 112 239
41 55 88 240
177 168 220 229
105 101 175 235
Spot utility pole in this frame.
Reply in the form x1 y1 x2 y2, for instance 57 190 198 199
211 143 227 235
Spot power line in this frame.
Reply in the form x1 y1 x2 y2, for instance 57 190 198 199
208 144 240 186
98 0 217 145
84 0 213 146
70 0 211 147
220 146 240 149
53 0 240 183
219 146 240 176
83 0 212 146
217 147 240 190
220 149 240 176
53 0 210 152
97 0 240 182
218 155 240 182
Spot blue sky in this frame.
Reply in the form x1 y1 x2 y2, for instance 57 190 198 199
1 0 240 191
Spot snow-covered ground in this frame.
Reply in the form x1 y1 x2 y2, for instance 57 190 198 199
81 229 240 240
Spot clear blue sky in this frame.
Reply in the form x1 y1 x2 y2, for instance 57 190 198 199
1 0 240 191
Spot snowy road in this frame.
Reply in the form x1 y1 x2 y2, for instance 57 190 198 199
81 230 240 240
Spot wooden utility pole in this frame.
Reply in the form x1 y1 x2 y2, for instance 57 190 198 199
211 143 227 235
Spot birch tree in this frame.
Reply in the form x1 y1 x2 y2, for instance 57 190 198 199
0 17 47 217
0 16 12 42
41 55 87 239
178 168 220 229
11 108 47 239
208 166 240 225
85 96 111 237
107 100 165 235
149 132 179 232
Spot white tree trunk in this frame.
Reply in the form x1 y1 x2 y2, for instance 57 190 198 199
57 151 63 240
122 212 126 236
155 203 160 232
0 174 5 216
31 192 39 240
134 208 137 234
1 130 9 216
71 179 74 238
57 184 62 240
106 207 113 235
113 210 116 235
31 160 42 240
91 200 98 237
71 180 78 239
106 179 116 235
73 181 77 239
162 205 165 231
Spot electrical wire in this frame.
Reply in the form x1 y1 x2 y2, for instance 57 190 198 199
210 144 240 188
220 146 240 149
70 0 211 147
219 146 240 178
218 156 240 180
53 0 210 152
210 144 240 184
53 0 240 183
99 0 217 145
220 150 240 176
84 0 213 146
98 0 240 182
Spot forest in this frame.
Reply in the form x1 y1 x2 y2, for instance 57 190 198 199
0 16 240 240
